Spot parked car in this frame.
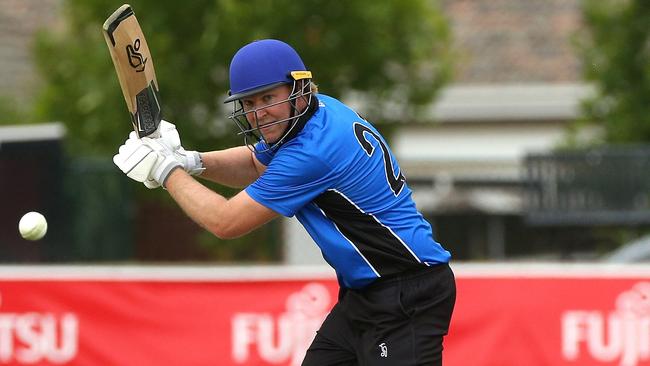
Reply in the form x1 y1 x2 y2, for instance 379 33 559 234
600 234 650 263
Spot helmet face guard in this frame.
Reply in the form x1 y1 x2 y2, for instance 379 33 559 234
228 74 312 154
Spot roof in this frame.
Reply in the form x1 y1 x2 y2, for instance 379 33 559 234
0 122 66 142
443 0 583 83
429 83 594 122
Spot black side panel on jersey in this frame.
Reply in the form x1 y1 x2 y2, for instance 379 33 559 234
314 190 421 276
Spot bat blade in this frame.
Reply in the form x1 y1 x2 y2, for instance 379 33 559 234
102 4 161 138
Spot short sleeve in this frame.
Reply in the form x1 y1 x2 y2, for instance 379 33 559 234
245 147 333 217
253 142 273 166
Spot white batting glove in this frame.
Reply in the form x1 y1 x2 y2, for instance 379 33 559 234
113 133 181 188
143 121 205 189
113 133 159 183
158 120 204 176
143 147 204 189
141 137 183 187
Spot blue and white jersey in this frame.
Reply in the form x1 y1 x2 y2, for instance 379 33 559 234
246 94 451 289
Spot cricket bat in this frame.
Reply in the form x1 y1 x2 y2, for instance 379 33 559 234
102 4 161 138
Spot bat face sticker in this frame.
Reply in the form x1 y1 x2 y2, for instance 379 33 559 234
126 39 147 72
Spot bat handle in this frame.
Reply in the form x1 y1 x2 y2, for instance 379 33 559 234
147 127 161 139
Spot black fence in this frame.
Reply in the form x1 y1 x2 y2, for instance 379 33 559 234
525 146 650 226
0 137 134 263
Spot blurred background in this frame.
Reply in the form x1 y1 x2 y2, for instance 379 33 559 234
1 0 649 266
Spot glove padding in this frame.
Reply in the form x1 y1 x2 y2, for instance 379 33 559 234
143 121 204 189
113 133 182 188
113 134 158 182
158 120 204 175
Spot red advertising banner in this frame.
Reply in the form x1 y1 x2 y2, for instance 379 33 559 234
447 269 650 366
0 264 648 365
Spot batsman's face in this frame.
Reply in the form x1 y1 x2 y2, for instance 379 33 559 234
241 85 299 144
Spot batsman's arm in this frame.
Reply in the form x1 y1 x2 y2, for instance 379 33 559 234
165 168 278 239
197 146 266 188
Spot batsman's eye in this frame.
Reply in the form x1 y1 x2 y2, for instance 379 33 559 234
262 95 274 103
242 101 255 111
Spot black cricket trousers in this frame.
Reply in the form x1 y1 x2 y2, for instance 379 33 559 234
302 263 456 366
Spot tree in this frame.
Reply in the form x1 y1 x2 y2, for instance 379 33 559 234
577 0 650 143
32 0 452 155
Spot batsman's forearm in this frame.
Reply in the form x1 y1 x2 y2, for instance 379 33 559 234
165 169 241 239
197 147 261 188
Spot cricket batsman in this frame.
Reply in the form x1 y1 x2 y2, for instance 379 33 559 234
114 39 456 365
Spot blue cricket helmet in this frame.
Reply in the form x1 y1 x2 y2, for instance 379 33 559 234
224 39 311 103
225 39 315 153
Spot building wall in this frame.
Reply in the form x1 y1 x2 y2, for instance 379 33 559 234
442 0 583 83
0 0 61 106
395 1 590 194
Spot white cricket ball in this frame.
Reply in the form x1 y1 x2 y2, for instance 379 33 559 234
18 211 48 241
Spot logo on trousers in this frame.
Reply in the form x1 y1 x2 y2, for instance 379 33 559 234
379 343 388 358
